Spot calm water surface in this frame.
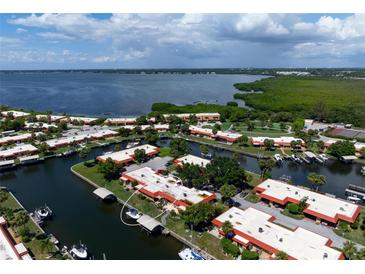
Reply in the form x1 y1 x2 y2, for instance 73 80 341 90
0 72 265 116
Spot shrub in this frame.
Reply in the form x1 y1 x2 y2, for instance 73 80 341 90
286 203 299 215
221 238 240 257
241 249 259 260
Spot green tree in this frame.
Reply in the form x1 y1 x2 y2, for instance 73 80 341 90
206 157 247 189
221 220 233 236
98 158 122 181
263 138 274 150
118 127 131 137
359 147 365 159
221 238 240 257
237 135 249 146
219 184 237 202
176 163 208 189
241 249 259 260
144 128 159 144
292 118 304 133
286 203 299 215
317 140 325 152
329 141 356 157
134 148 147 163
136 115 147 125
247 121 255 131
0 190 9 203
258 159 275 177
79 147 91 158
170 138 191 158
307 172 326 192
114 144 121 152
181 203 222 231
13 211 29 227
342 241 358 260
274 251 289 260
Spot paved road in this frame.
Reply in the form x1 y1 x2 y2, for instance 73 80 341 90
233 194 364 249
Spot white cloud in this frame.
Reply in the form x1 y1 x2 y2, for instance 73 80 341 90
37 32 74 40
16 28 27 33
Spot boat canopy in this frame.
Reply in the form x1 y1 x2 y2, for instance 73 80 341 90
93 188 115 200
137 215 162 232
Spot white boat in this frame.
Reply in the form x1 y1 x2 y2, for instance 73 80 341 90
178 248 205 260
319 154 329 162
34 205 53 220
361 167 365 176
126 141 139 149
347 196 362 203
274 154 283 162
69 243 88 259
125 208 142 220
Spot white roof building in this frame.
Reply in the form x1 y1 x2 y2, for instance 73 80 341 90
96 144 160 164
105 117 137 125
121 167 215 208
36 114 66 122
0 216 32 260
25 122 57 130
189 125 242 142
212 207 344 260
1 110 30 118
256 179 361 224
67 116 98 124
0 144 38 159
0 133 32 145
251 136 304 146
174 154 211 167
45 129 117 148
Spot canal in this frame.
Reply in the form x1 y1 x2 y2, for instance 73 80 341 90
0 142 183 260
1 140 364 260
187 141 365 200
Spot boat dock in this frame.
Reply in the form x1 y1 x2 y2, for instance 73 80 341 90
345 184 365 201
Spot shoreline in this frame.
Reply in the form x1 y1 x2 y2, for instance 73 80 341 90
70 165 218 260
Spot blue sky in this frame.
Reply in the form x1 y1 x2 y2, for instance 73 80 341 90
0 13 364 69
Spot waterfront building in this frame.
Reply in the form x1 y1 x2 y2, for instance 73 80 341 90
174 154 211 168
250 136 304 147
62 116 98 125
35 114 66 122
45 129 118 149
255 179 361 224
189 125 242 143
119 124 169 132
0 216 32 260
1 110 30 118
96 144 160 164
0 133 32 146
0 144 38 160
163 112 220 123
212 207 344 260
25 122 57 130
121 166 216 209
105 117 137 125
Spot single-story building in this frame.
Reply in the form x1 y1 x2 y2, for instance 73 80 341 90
0 133 32 146
163 112 220 123
255 179 361 224
251 136 304 147
61 116 98 125
0 144 38 160
212 207 344 260
121 166 216 209
96 144 160 164
174 154 211 168
36 114 66 122
189 125 242 143
0 216 32 260
1 110 30 118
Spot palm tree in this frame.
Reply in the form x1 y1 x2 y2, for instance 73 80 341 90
221 221 233 237
342 241 358 260
274 251 289 260
307 172 326 192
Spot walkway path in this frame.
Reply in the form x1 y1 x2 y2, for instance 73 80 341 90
233 194 364 249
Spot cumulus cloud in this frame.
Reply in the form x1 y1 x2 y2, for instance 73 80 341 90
2 13 365 67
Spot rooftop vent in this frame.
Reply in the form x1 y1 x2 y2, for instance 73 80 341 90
323 252 328 259
183 193 187 197
279 238 283 242
258 227 264 233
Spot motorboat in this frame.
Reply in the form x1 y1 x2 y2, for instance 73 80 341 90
125 208 142 220
361 166 365 176
291 154 303 163
69 243 88 260
318 154 329 162
178 248 205 260
34 205 53 221
201 152 212 159
273 154 283 162
347 196 362 204
126 141 139 149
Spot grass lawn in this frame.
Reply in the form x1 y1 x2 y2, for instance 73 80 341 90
165 215 232 260
334 209 365 246
158 147 172 157
0 189 58 259
246 171 262 188
244 193 261 203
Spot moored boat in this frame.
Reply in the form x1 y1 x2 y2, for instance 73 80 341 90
69 243 88 260
126 208 142 220
178 248 204 260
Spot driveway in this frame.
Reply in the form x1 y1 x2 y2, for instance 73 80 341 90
233 194 364 249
